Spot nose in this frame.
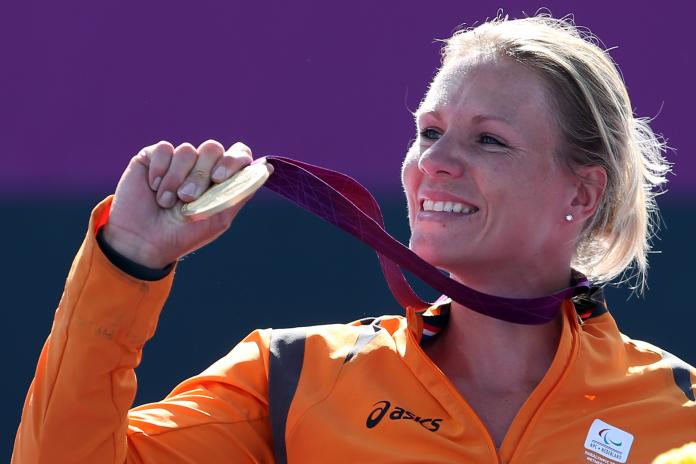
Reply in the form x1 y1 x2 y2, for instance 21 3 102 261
417 141 465 178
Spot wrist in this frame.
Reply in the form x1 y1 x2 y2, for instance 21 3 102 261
97 227 175 280
101 224 171 270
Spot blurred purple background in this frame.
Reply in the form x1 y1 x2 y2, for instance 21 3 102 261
3 0 694 198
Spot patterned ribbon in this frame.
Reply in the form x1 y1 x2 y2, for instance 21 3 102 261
260 156 589 324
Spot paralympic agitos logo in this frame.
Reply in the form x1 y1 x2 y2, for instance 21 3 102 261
366 400 443 432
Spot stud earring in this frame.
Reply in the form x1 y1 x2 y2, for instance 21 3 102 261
564 214 574 222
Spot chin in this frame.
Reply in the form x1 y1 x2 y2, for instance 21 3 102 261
410 232 494 280
409 234 463 271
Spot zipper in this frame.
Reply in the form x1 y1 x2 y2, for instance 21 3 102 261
405 328 500 461
404 300 581 464
504 301 581 463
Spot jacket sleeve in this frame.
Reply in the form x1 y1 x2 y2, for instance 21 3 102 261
12 197 274 463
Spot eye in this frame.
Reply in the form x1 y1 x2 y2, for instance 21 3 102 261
479 134 504 146
419 128 442 141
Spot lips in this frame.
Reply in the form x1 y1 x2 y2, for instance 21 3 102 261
421 199 478 214
417 191 479 215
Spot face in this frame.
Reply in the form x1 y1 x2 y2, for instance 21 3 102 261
401 56 580 283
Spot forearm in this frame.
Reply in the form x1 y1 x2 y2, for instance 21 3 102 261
12 197 175 463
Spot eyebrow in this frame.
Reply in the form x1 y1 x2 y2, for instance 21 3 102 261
415 109 514 127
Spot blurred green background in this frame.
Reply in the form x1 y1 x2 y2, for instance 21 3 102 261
6 193 694 458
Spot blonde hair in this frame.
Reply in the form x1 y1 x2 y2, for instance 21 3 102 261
439 12 671 290
652 442 696 464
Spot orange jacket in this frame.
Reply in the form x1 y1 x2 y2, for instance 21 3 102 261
13 198 696 463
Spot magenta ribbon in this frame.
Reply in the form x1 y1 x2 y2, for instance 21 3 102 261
259 156 589 325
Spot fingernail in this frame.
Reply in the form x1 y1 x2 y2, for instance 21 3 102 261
160 191 175 207
179 182 196 197
212 166 227 181
152 176 162 190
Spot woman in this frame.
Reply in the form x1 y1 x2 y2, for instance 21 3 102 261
13 14 695 463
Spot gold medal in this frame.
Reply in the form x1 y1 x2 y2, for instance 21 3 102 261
181 159 271 221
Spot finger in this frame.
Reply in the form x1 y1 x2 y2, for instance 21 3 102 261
177 139 225 202
157 143 197 208
211 141 254 183
135 141 175 191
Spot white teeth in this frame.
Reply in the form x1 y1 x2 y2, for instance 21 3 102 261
421 199 478 214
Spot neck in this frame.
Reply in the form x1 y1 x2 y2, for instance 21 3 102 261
436 300 563 393
449 260 574 299
427 265 573 392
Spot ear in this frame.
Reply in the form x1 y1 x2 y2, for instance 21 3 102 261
570 165 607 221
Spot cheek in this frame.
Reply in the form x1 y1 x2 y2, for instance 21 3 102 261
401 150 421 216
401 146 419 184
478 166 542 234
490 171 564 241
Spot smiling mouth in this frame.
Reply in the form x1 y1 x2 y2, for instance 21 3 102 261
421 199 479 214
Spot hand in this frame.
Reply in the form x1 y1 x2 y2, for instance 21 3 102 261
102 140 272 269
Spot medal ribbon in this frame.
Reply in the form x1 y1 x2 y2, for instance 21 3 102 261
260 156 589 324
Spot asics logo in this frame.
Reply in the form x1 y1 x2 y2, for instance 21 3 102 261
366 400 443 432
